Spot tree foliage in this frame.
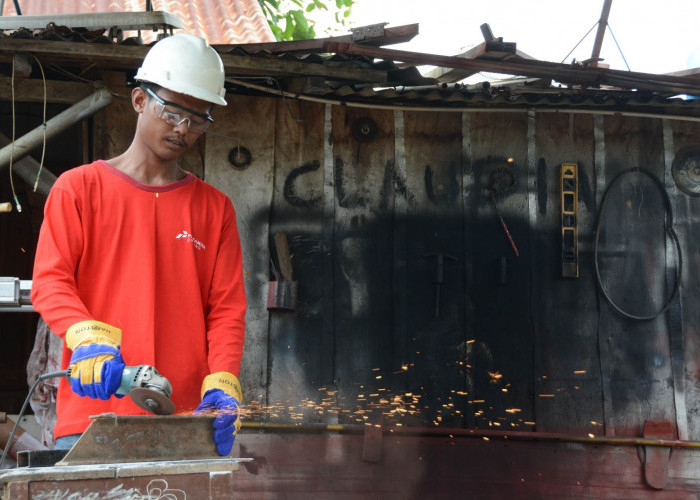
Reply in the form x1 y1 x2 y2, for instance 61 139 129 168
259 0 354 41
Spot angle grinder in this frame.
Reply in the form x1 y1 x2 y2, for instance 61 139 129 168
0 365 175 468
64 364 175 415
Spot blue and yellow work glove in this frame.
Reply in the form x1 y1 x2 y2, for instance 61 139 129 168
65 320 125 400
194 372 242 456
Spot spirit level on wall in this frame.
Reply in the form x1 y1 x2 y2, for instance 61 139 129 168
561 163 578 278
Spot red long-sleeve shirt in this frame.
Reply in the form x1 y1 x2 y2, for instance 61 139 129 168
31 160 246 438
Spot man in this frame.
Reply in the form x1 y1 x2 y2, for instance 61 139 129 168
30 34 246 456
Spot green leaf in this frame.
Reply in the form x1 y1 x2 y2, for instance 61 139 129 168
262 0 352 41
291 10 309 33
283 14 295 38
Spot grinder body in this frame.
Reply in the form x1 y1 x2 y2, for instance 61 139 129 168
117 364 175 415
65 364 175 415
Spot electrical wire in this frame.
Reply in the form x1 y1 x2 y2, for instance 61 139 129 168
30 54 48 192
8 56 20 212
7 53 49 209
0 370 69 469
606 23 631 72
593 168 682 321
560 21 599 64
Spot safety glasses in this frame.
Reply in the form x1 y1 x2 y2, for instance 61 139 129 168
145 87 214 133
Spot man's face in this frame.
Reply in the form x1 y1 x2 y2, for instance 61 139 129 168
134 86 213 161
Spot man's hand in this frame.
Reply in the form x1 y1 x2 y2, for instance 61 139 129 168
194 372 242 456
66 320 125 400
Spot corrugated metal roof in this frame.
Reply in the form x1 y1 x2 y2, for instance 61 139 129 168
226 77 699 115
0 0 275 44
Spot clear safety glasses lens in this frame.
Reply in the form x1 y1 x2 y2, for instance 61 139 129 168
146 88 213 133
155 102 211 133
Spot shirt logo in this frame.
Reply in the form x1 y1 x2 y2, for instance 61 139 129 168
176 230 206 251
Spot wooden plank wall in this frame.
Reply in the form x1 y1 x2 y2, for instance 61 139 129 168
206 100 700 439
85 95 700 441
532 113 603 434
204 95 277 410
401 110 465 427
266 99 328 422
670 119 700 441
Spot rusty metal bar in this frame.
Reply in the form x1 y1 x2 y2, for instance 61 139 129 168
0 420 46 463
323 42 700 96
590 0 614 66
240 421 700 449
59 414 227 466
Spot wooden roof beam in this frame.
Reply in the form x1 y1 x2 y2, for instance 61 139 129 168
224 23 420 55
0 76 94 104
325 42 700 96
0 39 388 83
425 23 536 83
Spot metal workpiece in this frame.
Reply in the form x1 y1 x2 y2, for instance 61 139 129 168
1 415 252 499
0 457 248 483
0 278 33 312
0 458 249 500
57 414 244 466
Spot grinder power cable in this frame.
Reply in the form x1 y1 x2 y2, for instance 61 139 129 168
0 364 174 469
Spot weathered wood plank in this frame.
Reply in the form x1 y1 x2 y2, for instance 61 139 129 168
402 110 466 427
597 116 673 437
0 39 388 83
467 111 535 430
669 119 700 441
532 112 604 434
226 23 419 54
92 72 134 163
203 95 277 408
330 105 395 425
0 76 93 104
266 99 330 423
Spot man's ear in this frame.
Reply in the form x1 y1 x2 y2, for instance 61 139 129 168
132 87 147 113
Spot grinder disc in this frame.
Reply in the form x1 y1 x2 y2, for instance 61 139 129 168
129 387 176 415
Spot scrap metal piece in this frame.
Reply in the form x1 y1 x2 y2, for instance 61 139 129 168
351 23 388 42
0 278 20 306
58 415 226 466
643 420 675 490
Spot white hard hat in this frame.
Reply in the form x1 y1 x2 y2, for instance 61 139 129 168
135 34 227 106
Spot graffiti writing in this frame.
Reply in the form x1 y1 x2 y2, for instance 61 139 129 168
424 163 460 206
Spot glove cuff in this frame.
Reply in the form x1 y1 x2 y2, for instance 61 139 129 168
201 371 242 401
66 320 122 350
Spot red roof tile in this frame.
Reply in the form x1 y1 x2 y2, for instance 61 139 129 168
1 0 275 44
